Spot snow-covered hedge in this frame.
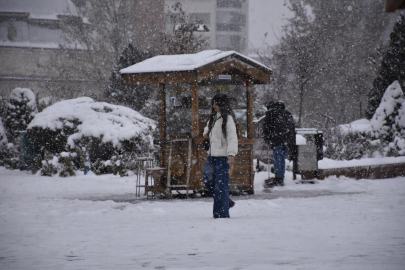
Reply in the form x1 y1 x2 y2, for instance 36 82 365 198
0 117 7 146
323 120 381 160
4 88 37 141
0 117 17 169
0 88 38 169
27 97 156 172
324 81 405 159
370 81 405 156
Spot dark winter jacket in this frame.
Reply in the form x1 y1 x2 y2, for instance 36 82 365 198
262 102 295 146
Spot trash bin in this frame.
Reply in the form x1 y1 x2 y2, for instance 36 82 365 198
291 128 323 181
18 131 43 169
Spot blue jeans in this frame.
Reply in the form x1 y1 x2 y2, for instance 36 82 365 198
203 156 230 217
272 145 289 179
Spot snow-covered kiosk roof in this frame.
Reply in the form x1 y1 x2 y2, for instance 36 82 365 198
120 50 272 85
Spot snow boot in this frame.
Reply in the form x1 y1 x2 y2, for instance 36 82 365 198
274 177 284 186
214 214 230 218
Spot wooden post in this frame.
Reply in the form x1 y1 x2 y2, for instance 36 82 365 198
191 81 199 138
247 81 254 139
190 81 199 190
158 84 166 139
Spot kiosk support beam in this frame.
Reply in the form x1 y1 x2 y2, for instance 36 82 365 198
158 84 166 139
247 81 254 139
191 81 199 138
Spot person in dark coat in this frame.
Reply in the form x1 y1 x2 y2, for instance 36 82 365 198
262 101 295 186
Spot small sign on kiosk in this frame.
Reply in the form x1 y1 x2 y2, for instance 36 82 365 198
218 74 232 80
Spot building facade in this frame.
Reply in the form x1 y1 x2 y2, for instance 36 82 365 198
0 0 165 101
1 0 248 101
0 0 96 100
164 0 249 54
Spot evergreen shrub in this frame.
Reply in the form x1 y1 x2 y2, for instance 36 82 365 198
4 88 37 141
41 158 58 176
92 155 126 176
323 126 382 160
26 98 155 175
58 152 76 177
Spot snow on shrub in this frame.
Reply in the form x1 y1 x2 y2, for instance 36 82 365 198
324 81 405 160
4 88 37 141
369 81 404 156
370 81 404 142
0 117 7 145
323 120 380 160
27 97 156 164
0 117 16 168
392 99 405 155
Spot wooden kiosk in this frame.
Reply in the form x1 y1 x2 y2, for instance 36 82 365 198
120 50 272 197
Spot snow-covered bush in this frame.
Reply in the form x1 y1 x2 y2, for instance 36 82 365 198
370 81 404 143
392 101 405 155
0 117 7 146
41 156 59 176
0 95 7 119
4 88 37 141
0 116 21 169
92 156 126 176
27 97 155 174
1 88 38 170
324 81 405 160
0 117 9 166
370 81 404 156
323 120 380 160
58 152 76 177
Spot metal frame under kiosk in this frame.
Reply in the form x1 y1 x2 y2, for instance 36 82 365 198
166 138 192 198
292 128 323 182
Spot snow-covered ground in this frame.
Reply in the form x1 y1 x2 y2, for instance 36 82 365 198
1 167 405 270
318 156 405 168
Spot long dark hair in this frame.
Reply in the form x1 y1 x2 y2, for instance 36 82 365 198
208 94 236 138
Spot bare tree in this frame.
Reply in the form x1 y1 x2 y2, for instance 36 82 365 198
45 1 210 100
45 0 143 99
160 2 210 55
256 0 392 128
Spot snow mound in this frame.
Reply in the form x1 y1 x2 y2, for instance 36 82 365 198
27 97 155 149
338 118 371 134
9 88 37 109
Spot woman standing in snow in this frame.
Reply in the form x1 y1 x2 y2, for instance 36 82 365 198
203 94 238 218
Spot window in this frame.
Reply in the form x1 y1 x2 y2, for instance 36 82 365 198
217 0 242 8
190 13 211 26
71 0 86 8
217 35 241 52
165 83 192 137
216 11 245 31
7 23 17 41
